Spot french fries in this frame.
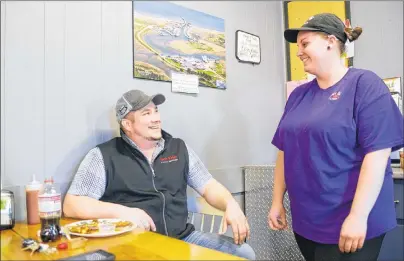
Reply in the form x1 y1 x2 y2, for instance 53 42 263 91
67 220 132 234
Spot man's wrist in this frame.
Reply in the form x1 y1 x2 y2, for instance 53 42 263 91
114 204 129 218
225 197 238 210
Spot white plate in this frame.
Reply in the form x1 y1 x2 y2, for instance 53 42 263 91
65 219 136 238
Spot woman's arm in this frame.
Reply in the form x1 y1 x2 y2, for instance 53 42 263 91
339 147 391 253
350 148 391 218
272 150 287 207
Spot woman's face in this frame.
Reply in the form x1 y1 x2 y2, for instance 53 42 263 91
296 31 333 75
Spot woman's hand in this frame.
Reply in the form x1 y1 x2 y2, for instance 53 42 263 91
268 203 288 230
339 213 368 253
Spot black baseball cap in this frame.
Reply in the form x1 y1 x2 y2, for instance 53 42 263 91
284 13 347 43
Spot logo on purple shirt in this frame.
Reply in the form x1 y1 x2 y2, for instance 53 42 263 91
329 91 342 100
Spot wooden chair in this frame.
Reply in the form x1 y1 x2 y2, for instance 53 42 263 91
187 197 225 234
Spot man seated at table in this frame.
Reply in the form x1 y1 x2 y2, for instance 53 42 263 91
63 89 255 260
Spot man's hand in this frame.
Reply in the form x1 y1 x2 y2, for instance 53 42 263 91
220 199 250 245
339 213 367 253
118 207 156 232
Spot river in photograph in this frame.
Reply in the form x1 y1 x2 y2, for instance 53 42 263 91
140 32 223 75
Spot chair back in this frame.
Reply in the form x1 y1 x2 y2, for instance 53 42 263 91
187 197 224 234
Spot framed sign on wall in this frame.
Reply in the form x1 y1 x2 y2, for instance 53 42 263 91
235 30 261 64
383 76 402 95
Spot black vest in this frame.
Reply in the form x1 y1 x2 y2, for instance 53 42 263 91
98 131 195 239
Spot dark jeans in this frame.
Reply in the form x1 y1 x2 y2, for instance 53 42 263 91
294 232 385 261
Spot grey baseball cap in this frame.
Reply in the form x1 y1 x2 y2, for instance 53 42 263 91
115 90 165 121
284 13 347 43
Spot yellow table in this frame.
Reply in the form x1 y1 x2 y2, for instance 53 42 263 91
1 218 245 260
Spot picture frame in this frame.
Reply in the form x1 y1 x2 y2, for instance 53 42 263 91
132 1 227 89
383 76 402 95
235 30 261 64
383 76 403 165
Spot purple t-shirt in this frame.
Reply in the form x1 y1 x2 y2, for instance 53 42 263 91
272 68 404 244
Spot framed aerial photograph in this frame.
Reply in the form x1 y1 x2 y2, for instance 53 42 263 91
133 1 227 89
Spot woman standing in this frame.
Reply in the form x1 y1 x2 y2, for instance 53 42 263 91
268 13 403 261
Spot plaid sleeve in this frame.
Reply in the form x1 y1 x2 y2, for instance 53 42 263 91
185 143 213 195
67 147 106 199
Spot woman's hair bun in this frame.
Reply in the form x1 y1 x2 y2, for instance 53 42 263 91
345 26 363 42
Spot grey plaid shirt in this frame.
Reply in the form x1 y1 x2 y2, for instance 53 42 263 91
67 132 212 199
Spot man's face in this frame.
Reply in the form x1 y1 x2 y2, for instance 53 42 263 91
123 102 162 141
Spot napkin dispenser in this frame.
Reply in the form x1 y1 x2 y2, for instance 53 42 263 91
1 189 15 230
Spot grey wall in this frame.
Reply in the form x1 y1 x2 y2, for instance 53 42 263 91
0 1 286 221
1 1 402 222
350 1 403 162
350 1 403 79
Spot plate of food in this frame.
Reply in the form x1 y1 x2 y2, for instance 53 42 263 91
65 219 136 238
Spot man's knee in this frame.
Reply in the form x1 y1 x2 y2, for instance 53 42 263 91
234 243 256 260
